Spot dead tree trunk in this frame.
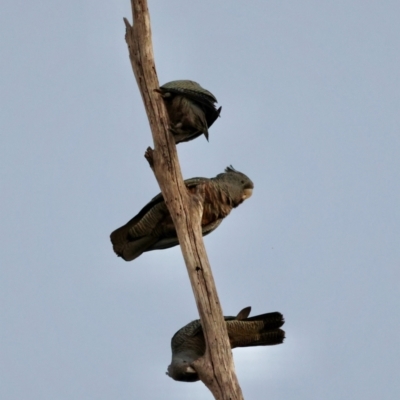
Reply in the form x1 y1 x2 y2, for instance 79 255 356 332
123 1 244 399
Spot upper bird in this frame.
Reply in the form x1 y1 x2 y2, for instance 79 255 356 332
110 166 253 262
156 80 221 144
166 306 285 382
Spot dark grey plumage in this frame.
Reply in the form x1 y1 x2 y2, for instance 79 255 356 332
167 307 285 382
157 80 221 144
110 166 253 262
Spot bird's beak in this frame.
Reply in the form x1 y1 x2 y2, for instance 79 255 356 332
242 188 253 200
204 131 209 141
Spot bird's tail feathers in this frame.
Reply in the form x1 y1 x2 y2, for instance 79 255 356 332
233 329 285 348
110 226 158 262
110 225 129 248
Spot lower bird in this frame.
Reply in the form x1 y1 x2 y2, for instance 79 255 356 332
166 306 285 382
110 166 253 262
157 80 221 144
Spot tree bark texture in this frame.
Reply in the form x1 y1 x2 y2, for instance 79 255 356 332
123 1 244 399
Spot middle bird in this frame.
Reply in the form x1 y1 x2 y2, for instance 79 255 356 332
110 166 253 262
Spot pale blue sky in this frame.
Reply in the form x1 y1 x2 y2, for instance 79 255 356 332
1 1 399 399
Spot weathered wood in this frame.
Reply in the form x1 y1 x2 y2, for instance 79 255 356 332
124 1 244 399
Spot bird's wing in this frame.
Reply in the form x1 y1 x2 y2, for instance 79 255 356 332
236 307 252 320
245 312 284 328
171 319 203 350
113 177 208 235
205 106 222 129
160 80 218 104
227 312 285 348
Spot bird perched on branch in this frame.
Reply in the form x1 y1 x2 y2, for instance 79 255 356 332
110 166 253 262
166 306 285 382
156 80 221 144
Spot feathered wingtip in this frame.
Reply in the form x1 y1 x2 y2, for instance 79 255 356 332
246 311 285 328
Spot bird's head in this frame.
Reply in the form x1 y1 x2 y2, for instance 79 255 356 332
166 362 200 382
215 166 254 207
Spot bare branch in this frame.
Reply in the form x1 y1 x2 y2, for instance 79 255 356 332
123 1 244 398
